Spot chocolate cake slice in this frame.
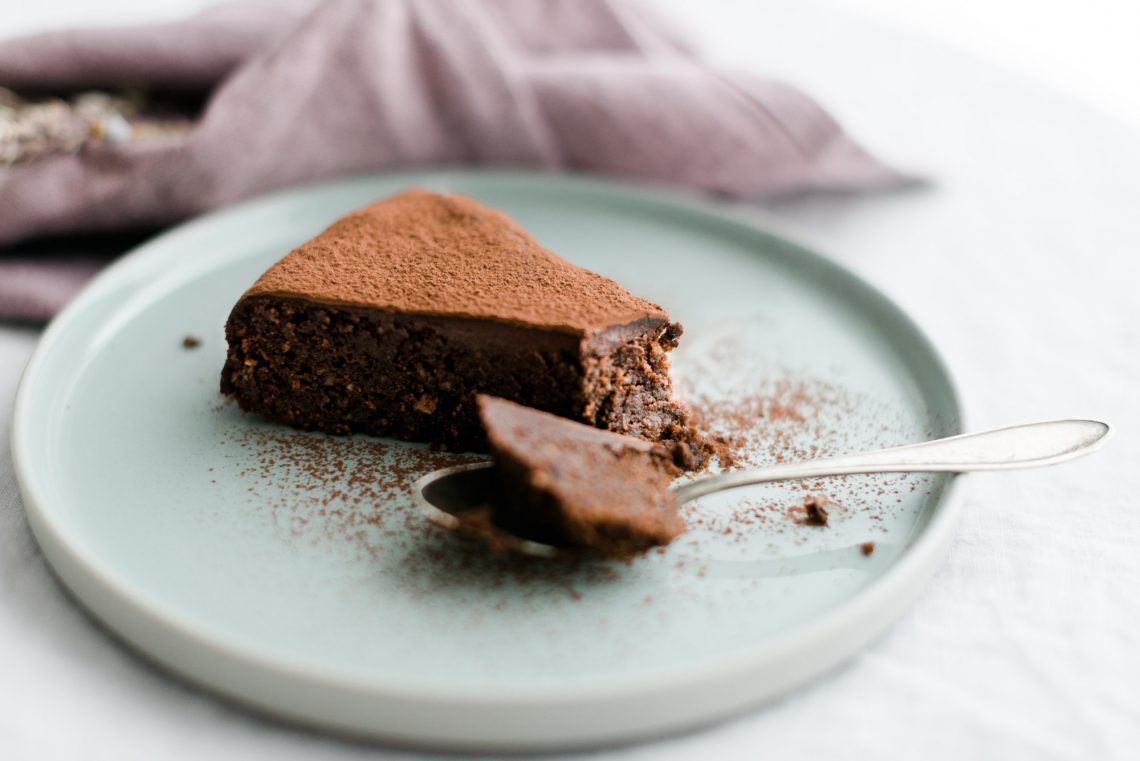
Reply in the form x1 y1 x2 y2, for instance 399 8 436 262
476 395 686 557
222 189 702 454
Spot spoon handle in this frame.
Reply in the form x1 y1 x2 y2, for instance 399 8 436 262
673 419 1112 503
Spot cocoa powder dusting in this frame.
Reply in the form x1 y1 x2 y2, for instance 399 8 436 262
677 350 942 553
214 408 631 604
245 189 667 334
217 421 476 554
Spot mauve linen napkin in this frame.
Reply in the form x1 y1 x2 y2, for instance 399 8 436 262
0 0 911 321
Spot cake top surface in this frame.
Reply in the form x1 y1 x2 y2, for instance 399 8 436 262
477 396 684 549
244 189 669 335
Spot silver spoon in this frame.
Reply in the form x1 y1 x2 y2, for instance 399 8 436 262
414 419 1113 558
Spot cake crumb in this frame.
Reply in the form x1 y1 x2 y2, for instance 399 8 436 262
860 541 876 556
182 335 201 349
801 495 830 526
670 440 695 470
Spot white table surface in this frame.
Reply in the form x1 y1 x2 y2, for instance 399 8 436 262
2 2 1139 759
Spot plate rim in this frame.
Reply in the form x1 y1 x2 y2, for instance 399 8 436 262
10 169 965 748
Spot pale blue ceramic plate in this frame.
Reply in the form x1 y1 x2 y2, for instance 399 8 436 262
12 171 962 750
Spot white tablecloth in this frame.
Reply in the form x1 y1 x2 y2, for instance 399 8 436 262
2 3 1138 758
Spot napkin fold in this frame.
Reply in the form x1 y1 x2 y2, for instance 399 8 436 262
0 0 912 321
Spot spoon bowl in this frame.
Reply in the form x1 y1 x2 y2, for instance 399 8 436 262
416 462 562 558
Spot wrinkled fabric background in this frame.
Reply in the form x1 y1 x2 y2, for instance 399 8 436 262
0 0 909 320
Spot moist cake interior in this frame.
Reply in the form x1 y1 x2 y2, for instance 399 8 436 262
477 395 686 557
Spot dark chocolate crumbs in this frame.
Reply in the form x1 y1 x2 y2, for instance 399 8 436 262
801 495 830 527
